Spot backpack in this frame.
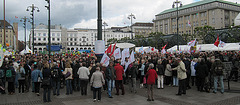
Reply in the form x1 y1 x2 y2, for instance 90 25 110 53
6 70 12 78
52 69 59 78
0 69 4 79
215 65 224 76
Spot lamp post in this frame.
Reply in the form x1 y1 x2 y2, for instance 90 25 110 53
20 17 30 50
45 0 51 57
103 21 108 42
128 13 136 39
27 4 39 53
3 0 6 48
172 0 182 50
97 0 102 40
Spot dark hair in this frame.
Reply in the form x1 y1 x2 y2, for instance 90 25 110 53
82 62 86 66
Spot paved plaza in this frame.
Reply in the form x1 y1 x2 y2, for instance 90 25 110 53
0 81 239 105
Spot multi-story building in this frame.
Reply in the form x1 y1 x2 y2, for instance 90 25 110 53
32 24 134 52
0 20 18 51
131 22 153 37
153 0 240 35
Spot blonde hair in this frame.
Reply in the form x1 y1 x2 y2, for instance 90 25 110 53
65 62 71 68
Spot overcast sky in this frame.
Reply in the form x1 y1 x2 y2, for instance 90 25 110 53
0 0 237 41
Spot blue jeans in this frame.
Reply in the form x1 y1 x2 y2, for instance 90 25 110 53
66 80 72 94
173 76 178 86
213 76 224 93
52 80 60 95
107 79 115 97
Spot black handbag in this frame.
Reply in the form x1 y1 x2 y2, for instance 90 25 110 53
42 78 50 86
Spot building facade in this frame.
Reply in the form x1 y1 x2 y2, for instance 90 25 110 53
153 0 240 35
0 20 18 51
131 22 153 37
32 24 134 52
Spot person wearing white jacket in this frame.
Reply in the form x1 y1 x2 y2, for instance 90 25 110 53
77 62 90 95
190 58 197 86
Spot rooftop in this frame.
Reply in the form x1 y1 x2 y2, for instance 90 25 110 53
157 0 240 16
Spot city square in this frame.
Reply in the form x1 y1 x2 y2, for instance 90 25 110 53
0 0 240 105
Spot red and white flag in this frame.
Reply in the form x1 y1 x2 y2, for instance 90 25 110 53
100 53 110 66
214 35 220 47
105 44 112 54
15 16 18 18
161 44 167 54
110 43 116 56
188 39 196 46
128 51 135 64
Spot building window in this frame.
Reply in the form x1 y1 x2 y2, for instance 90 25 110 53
57 33 60 36
43 38 46 41
52 33 55 36
75 38 77 41
57 38 60 41
43 33 46 36
38 33 41 36
52 38 55 41
212 18 215 24
38 38 41 41
212 10 215 15
79 38 81 41
70 38 72 41
205 20 207 25
34 38 36 41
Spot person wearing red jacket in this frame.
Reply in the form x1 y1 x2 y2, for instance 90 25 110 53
145 63 157 101
114 61 125 95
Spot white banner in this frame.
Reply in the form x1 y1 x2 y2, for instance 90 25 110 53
100 53 110 67
114 48 121 59
128 51 135 64
95 40 105 54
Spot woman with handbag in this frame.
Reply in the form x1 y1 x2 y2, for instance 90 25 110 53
42 61 52 102
63 62 73 95
31 62 43 96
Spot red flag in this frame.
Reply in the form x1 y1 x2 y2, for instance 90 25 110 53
151 47 155 51
162 44 167 50
15 16 18 18
105 44 112 54
214 35 219 47
110 43 116 56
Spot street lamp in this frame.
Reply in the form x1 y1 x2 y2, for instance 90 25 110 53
45 0 51 57
172 0 182 50
103 21 108 42
127 13 136 39
27 4 39 53
20 17 30 50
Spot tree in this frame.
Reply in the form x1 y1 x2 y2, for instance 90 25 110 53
194 25 215 44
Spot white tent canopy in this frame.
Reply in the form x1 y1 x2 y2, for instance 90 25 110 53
116 43 135 49
234 13 240 26
167 43 240 52
20 45 33 55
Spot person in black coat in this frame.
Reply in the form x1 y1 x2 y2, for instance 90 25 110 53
6 61 16 95
156 60 165 89
72 60 81 91
183 58 191 89
24 60 31 92
42 61 52 102
195 58 208 92
51 63 63 96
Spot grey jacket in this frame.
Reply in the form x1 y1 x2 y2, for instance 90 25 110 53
90 70 105 88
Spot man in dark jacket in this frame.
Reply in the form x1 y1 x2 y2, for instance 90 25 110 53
129 62 138 93
105 61 116 98
183 58 191 89
24 60 31 92
72 60 81 91
6 61 16 95
51 63 63 96
195 58 208 92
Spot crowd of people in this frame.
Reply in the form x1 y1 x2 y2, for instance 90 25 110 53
0 51 239 102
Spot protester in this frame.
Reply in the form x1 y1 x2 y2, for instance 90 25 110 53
18 62 25 93
51 62 62 96
77 62 90 95
6 61 16 95
90 67 105 102
156 60 165 89
31 62 42 96
129 62 138 93
114 61 125 95
63 62 73 95
211 57 225 94
42 61 52 102
105 61 116 98
145 63 157 101
173 58 187 96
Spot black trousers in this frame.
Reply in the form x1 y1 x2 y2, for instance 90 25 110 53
93 87 101 100
18 80 25 93
34 82 40 93
198 77 205 91
8 82 14 93
178 79 186 94
43 87 51 102
165 76 172 85
115 80 125 95
191 76 196 86
80 79 88 95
